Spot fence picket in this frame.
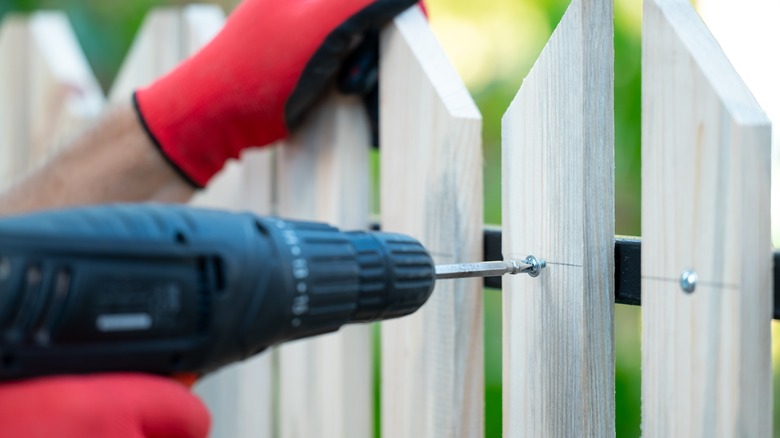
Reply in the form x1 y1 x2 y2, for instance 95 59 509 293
107 6 274 437
641 0 772 435
380 7 483 437
275 89 372 438
501 0 615 435
0 12 103 187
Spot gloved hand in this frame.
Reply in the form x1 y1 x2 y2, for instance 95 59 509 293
134 0 420 188
0 373 210 438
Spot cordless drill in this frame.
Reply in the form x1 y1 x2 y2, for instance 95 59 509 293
0 205 436 380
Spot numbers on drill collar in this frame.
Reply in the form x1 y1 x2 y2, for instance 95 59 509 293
292 295 309 316
275 220 310 327
292 259 309 279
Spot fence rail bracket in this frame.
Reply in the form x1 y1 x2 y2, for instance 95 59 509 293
482 228 780 320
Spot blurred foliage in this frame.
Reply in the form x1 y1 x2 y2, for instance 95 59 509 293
2 1 774 438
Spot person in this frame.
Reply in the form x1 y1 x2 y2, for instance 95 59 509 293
0 0 420 436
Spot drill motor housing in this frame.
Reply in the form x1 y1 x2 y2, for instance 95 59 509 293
0 205 435 380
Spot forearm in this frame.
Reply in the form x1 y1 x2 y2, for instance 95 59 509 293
0 103 195 216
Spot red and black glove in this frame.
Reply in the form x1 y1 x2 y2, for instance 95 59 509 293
134 0 419 188
0 374 209 438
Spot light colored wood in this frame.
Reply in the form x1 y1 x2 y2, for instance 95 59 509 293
275 90 371 438
240 149 275 218
501 0 615 434
0 12 104 187
380 7 483 437
108 6 274 437
193 149 275 438
189 149 275 438
641 0 772 436
698 0 780 245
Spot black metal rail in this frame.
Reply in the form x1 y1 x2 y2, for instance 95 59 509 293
482 228 780 320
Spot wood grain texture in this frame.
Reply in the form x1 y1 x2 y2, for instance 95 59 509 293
641 0 772 436
380 7 483 437
275 90 372 438
699 0 780 246
107 7 274 437
0 12 103 187
501 0 615 435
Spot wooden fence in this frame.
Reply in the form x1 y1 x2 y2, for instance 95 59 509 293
0 0 773 436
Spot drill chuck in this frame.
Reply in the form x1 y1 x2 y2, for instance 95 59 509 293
0 205 435 380
349 231 436 322
254 218 435 342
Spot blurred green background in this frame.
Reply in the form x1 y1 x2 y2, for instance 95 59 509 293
0 0 775 437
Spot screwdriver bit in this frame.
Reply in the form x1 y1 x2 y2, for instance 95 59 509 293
435 255 546 280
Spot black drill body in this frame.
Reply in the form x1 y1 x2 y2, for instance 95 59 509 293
0 205 435 380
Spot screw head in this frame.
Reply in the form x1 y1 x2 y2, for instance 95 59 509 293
524 255 547 278
680 269 697 293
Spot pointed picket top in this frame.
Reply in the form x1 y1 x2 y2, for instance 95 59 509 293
380 6 483 437
641 0 772 435
501 0 615 435
0 11 103 186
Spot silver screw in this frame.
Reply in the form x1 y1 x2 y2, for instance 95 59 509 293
524 255 547 278
680 269 697 293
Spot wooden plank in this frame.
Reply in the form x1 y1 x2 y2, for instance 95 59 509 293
698 0 780 245
189 146 275 438
641 0 772 436
275 89 371 438
107 6 274 437
0 16 26 184
193 149 275 438
0 12 103 187
380 7 483 437
501 0 615 434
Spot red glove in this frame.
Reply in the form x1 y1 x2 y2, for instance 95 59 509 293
134 0 419 187
0 374 210 438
